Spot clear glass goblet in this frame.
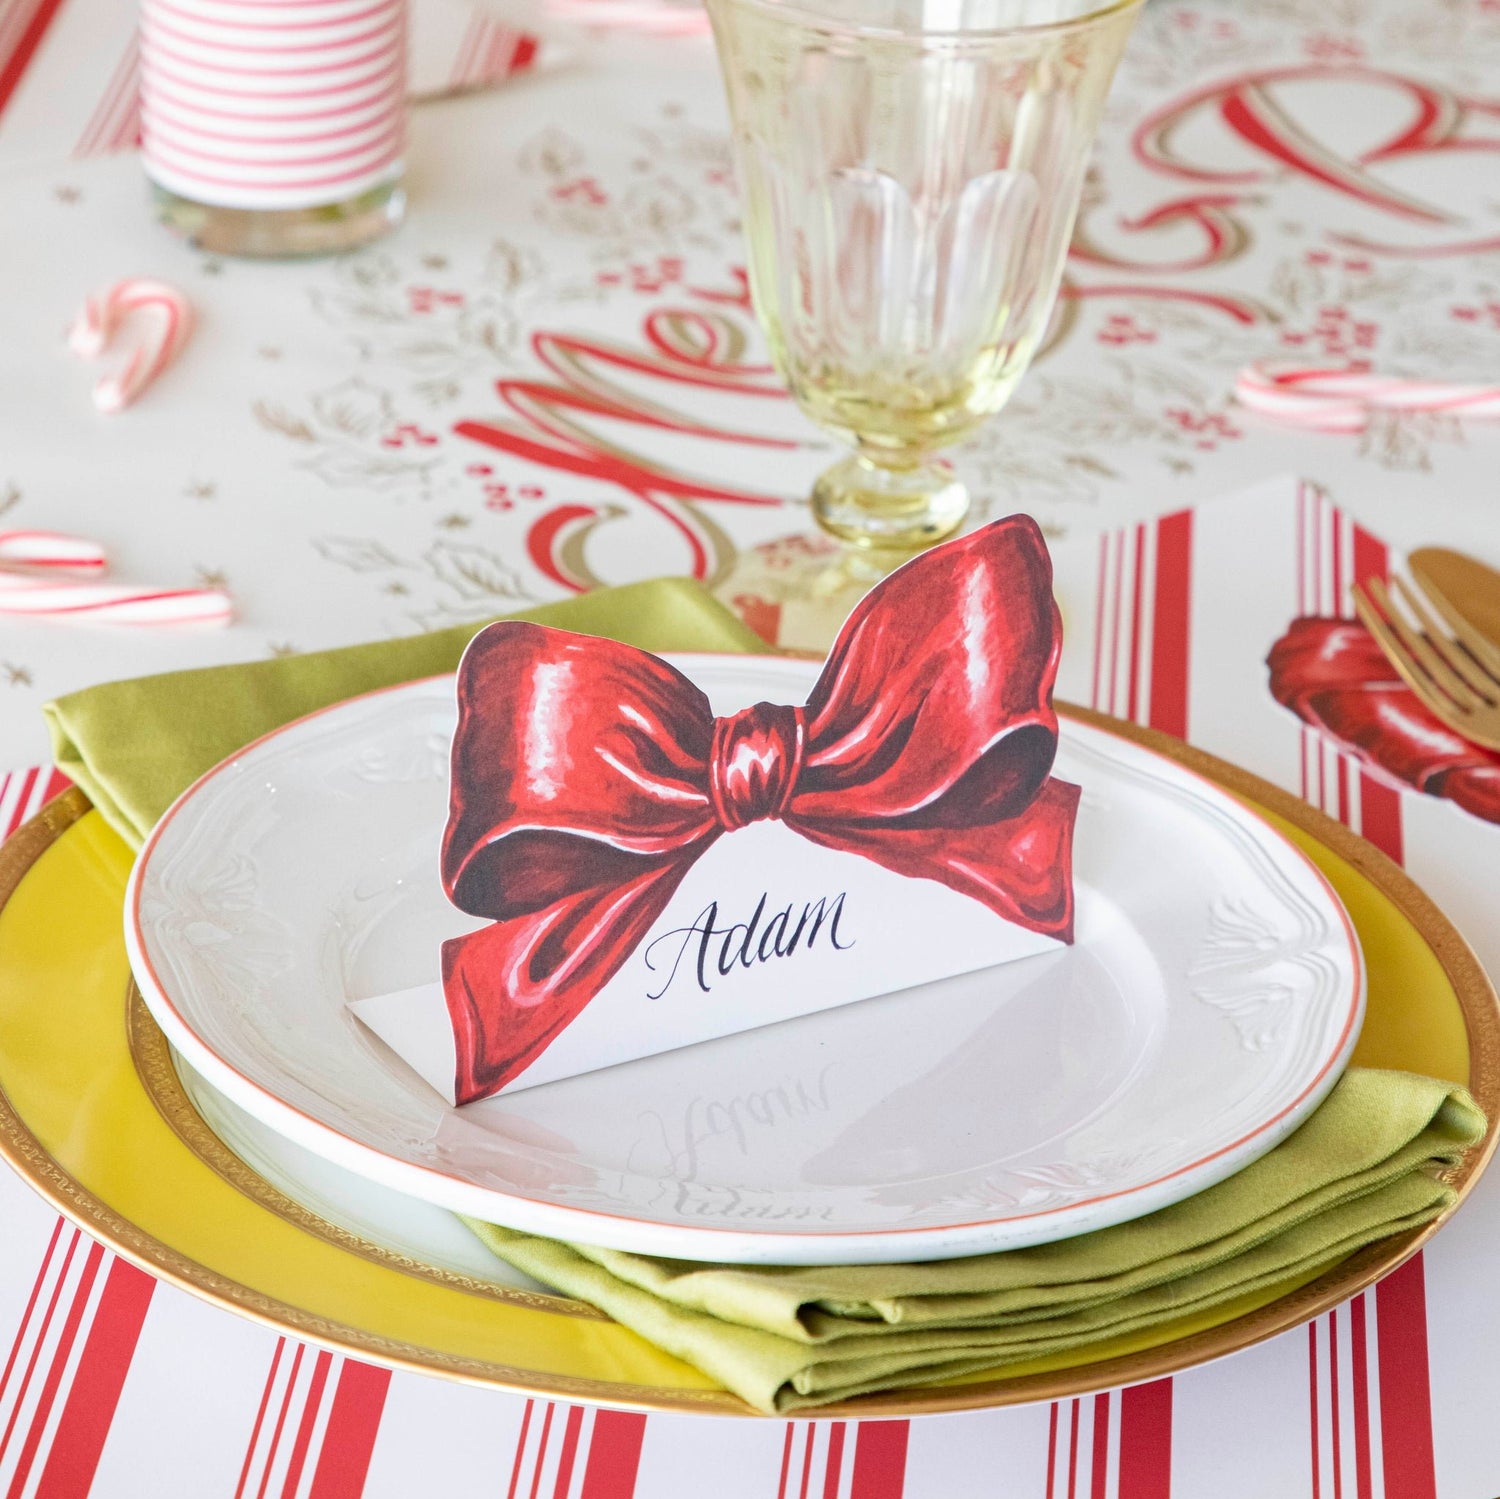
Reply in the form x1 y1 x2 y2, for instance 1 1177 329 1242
705 0 1142 549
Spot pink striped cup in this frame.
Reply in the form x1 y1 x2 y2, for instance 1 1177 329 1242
139 0 407 213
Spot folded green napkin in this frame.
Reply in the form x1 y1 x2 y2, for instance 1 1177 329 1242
466 1069 1484 1413
43 578 768 848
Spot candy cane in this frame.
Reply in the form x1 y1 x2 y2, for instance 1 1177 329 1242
0 574 231 626
68 278 195 413
0 530 107 573
1235 362 1500 434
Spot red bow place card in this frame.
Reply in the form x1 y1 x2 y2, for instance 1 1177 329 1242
351 516 1080 1104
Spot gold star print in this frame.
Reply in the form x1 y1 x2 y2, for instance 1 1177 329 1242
185 480 216 500
201 261 224 277
422 254 449 271
438 513 471 530
384 581 411 597
267 642 300 658
196 566 228 589
54 186 81 204
3 663 32 687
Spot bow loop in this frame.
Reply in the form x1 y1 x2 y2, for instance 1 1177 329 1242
709 702 804 830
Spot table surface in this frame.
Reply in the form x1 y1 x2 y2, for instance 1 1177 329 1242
1 0 1500 1492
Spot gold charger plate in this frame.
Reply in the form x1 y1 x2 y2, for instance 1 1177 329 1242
0 708 1495 1418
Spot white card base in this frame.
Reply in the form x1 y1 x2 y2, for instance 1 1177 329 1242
351 983 458 1101
350 818 1065 1103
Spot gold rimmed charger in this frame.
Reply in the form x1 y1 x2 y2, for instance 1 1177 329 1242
0 709 1495 1417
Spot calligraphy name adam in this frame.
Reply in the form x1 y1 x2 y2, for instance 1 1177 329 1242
643 892 855 999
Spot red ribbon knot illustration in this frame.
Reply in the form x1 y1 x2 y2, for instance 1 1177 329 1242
708 702 805 830
440 514 1079 1102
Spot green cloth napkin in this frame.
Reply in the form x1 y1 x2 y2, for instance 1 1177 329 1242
43 578 768 848
46 581 1486 1417
466 1069 1484 1413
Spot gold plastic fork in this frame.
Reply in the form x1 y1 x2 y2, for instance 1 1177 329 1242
1350 572 1500 751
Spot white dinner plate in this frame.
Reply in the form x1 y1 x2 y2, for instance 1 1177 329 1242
125 659 1364 1265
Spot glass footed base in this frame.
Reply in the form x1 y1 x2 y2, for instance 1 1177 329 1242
811 454 969 551
150 179 405 258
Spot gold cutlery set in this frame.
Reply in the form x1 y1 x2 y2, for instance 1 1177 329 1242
1352 548 1500 752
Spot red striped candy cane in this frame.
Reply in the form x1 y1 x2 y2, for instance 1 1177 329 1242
69 278 195 412
0 531 108 572
0 574 232 626
1236 362 1500 433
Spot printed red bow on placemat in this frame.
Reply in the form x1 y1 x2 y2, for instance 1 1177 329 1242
441 515 1079 1102
1268 616 1500 824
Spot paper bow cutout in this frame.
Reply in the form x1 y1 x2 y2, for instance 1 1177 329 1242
441 515 1079 1102
1267 616 1500 823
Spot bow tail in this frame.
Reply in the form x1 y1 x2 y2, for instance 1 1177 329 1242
441 851 701 1103
790 776 1081 943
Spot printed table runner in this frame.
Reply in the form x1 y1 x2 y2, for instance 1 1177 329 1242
0 0 1498 770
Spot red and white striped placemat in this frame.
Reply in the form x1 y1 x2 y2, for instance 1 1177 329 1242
4 476 1499 1496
